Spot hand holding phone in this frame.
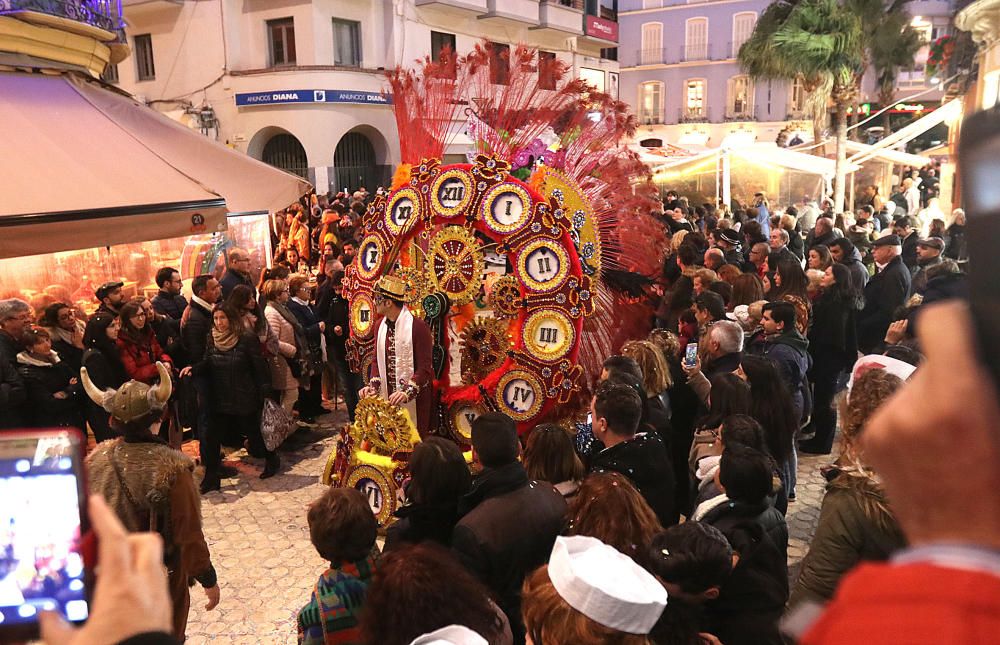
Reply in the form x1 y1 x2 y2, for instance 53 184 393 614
38 496 173 644
684 342 699 368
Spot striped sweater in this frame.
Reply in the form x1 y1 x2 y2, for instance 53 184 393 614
297 553 378 645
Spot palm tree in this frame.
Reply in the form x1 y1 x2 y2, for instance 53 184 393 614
739 0 864 213
866 9 925 134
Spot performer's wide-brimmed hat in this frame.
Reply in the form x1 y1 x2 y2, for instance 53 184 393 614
375 274 408 300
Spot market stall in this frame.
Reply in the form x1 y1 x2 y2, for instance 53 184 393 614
0 71 312 313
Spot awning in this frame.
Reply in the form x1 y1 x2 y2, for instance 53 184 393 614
843 141 930 167
847 99 962 165
0 71 311 258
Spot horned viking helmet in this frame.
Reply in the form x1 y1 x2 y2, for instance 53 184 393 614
80 362 172 423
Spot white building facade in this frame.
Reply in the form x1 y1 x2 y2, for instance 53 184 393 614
112 0 621 193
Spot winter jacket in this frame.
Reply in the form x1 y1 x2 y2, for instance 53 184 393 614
384 500 463 552
16 351 83 428
316 286 350 361
790 468 905 609
452 462 566 643
264 303 300 390
180 300 213 369
911 255 943 295
787 230 805 260
117 332 171 384
857 255 911 353
945 223 968 263
0 337 26 430
219 269 255 302
839 246 869 292
700 500 789 645
800 562 1000 645
287 297 323 366
808 291 858 372
806 230 837 250
151 290 188 320
589 432 677 528
751 330 812 423
201 333 270 416
81 347 129 391
900 231 920 273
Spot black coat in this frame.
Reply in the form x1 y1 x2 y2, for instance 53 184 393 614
590 432 676 528
857 255 911 353
16 354 83 429
0 332 26 429
180 300 213 369
81 347 129 391
286 298 323 363
901 231 920 273
787 230 805 259
151 290 188 320
315 283 350 360
452 463 566 643
385 501 462 552
701 501 789 645
945 224 968 263
0 346 26 430
839 246 870 291
219 269 256 301
202 333 269 415
808 291 858 372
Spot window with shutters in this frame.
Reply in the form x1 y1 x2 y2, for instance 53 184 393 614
727 75 753 118
134 34 154 81
790 76 806 115
489 42 510 85
538 51 558 90
685 79 706 117
732 12 756 58
638 81 664 124
268 18 296 67
641 23 663 65
685 18 708 61
332 19 361 67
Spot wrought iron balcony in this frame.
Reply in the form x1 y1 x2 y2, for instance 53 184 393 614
678 107 711 123
0 0 124 33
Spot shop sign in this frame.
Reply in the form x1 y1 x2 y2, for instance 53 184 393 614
585 15 618 43
891 102 926 113
235 90 392 107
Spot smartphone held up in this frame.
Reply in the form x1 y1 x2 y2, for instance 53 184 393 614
0 429 91 642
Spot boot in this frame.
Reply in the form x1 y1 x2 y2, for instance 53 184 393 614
260 453 280 479
200 474 221 494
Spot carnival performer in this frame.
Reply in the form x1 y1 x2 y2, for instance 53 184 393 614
358 275 434 432
80 361 220 641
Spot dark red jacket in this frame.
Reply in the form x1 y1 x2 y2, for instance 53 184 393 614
117 332 171 384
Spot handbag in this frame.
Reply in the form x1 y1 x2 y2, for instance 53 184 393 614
260 398 295 452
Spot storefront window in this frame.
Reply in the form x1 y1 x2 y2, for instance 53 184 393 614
0 214 272 317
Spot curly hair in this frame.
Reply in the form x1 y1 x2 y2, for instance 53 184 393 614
647 329 681 363
842 368 904 448
523 564 654 645
567 472 663 558
359 543 507 645
621 339 673 396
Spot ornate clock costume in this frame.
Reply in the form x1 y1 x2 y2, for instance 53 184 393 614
324 43 667 523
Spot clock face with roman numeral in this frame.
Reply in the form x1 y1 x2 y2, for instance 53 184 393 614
345 156 593 434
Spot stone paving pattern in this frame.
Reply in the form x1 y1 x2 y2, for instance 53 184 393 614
183 409 832 644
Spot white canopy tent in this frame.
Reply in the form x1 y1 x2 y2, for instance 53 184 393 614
648 143 858 208
0 71 312 259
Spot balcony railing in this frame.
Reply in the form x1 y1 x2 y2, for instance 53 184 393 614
0 0 123 32
723 110 757 122
630 42 737 66
637 111 665 125
541 0 584 8
679 107 711 123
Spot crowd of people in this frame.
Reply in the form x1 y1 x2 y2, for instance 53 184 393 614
4 174 995 645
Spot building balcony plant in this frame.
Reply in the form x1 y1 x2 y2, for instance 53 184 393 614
0 0 123 33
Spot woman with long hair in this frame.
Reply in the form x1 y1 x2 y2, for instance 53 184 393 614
81 313 127 442
622 339 673 417
196 305 277 490
740 354 799 509
524 424 585 499
39 302 85 371
807 245 833 272
360 543 512 645
800 263 859 455
731 273 765 308
791 369 906 608
117 298 173 384
385 436 472 550
566 472 664 559
771 258 811 335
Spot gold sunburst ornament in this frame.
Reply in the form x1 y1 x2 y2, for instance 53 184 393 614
427 226 485 306
353 397 420 456
459 316 511 384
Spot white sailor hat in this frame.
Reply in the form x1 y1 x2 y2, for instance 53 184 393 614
548 535 667 634
408 625 488 645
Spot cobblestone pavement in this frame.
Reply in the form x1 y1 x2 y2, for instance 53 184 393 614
183 410 834 644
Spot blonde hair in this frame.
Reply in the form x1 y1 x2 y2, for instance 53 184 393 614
621 339 672 395
780 213 797 232
262 279 289 302
287 273 310 296
670 230 689 253
647 329 681 363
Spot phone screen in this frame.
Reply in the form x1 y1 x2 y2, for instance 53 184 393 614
0 431 89 635
684 343 699 367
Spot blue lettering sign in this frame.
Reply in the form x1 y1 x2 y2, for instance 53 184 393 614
236 90 393 107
